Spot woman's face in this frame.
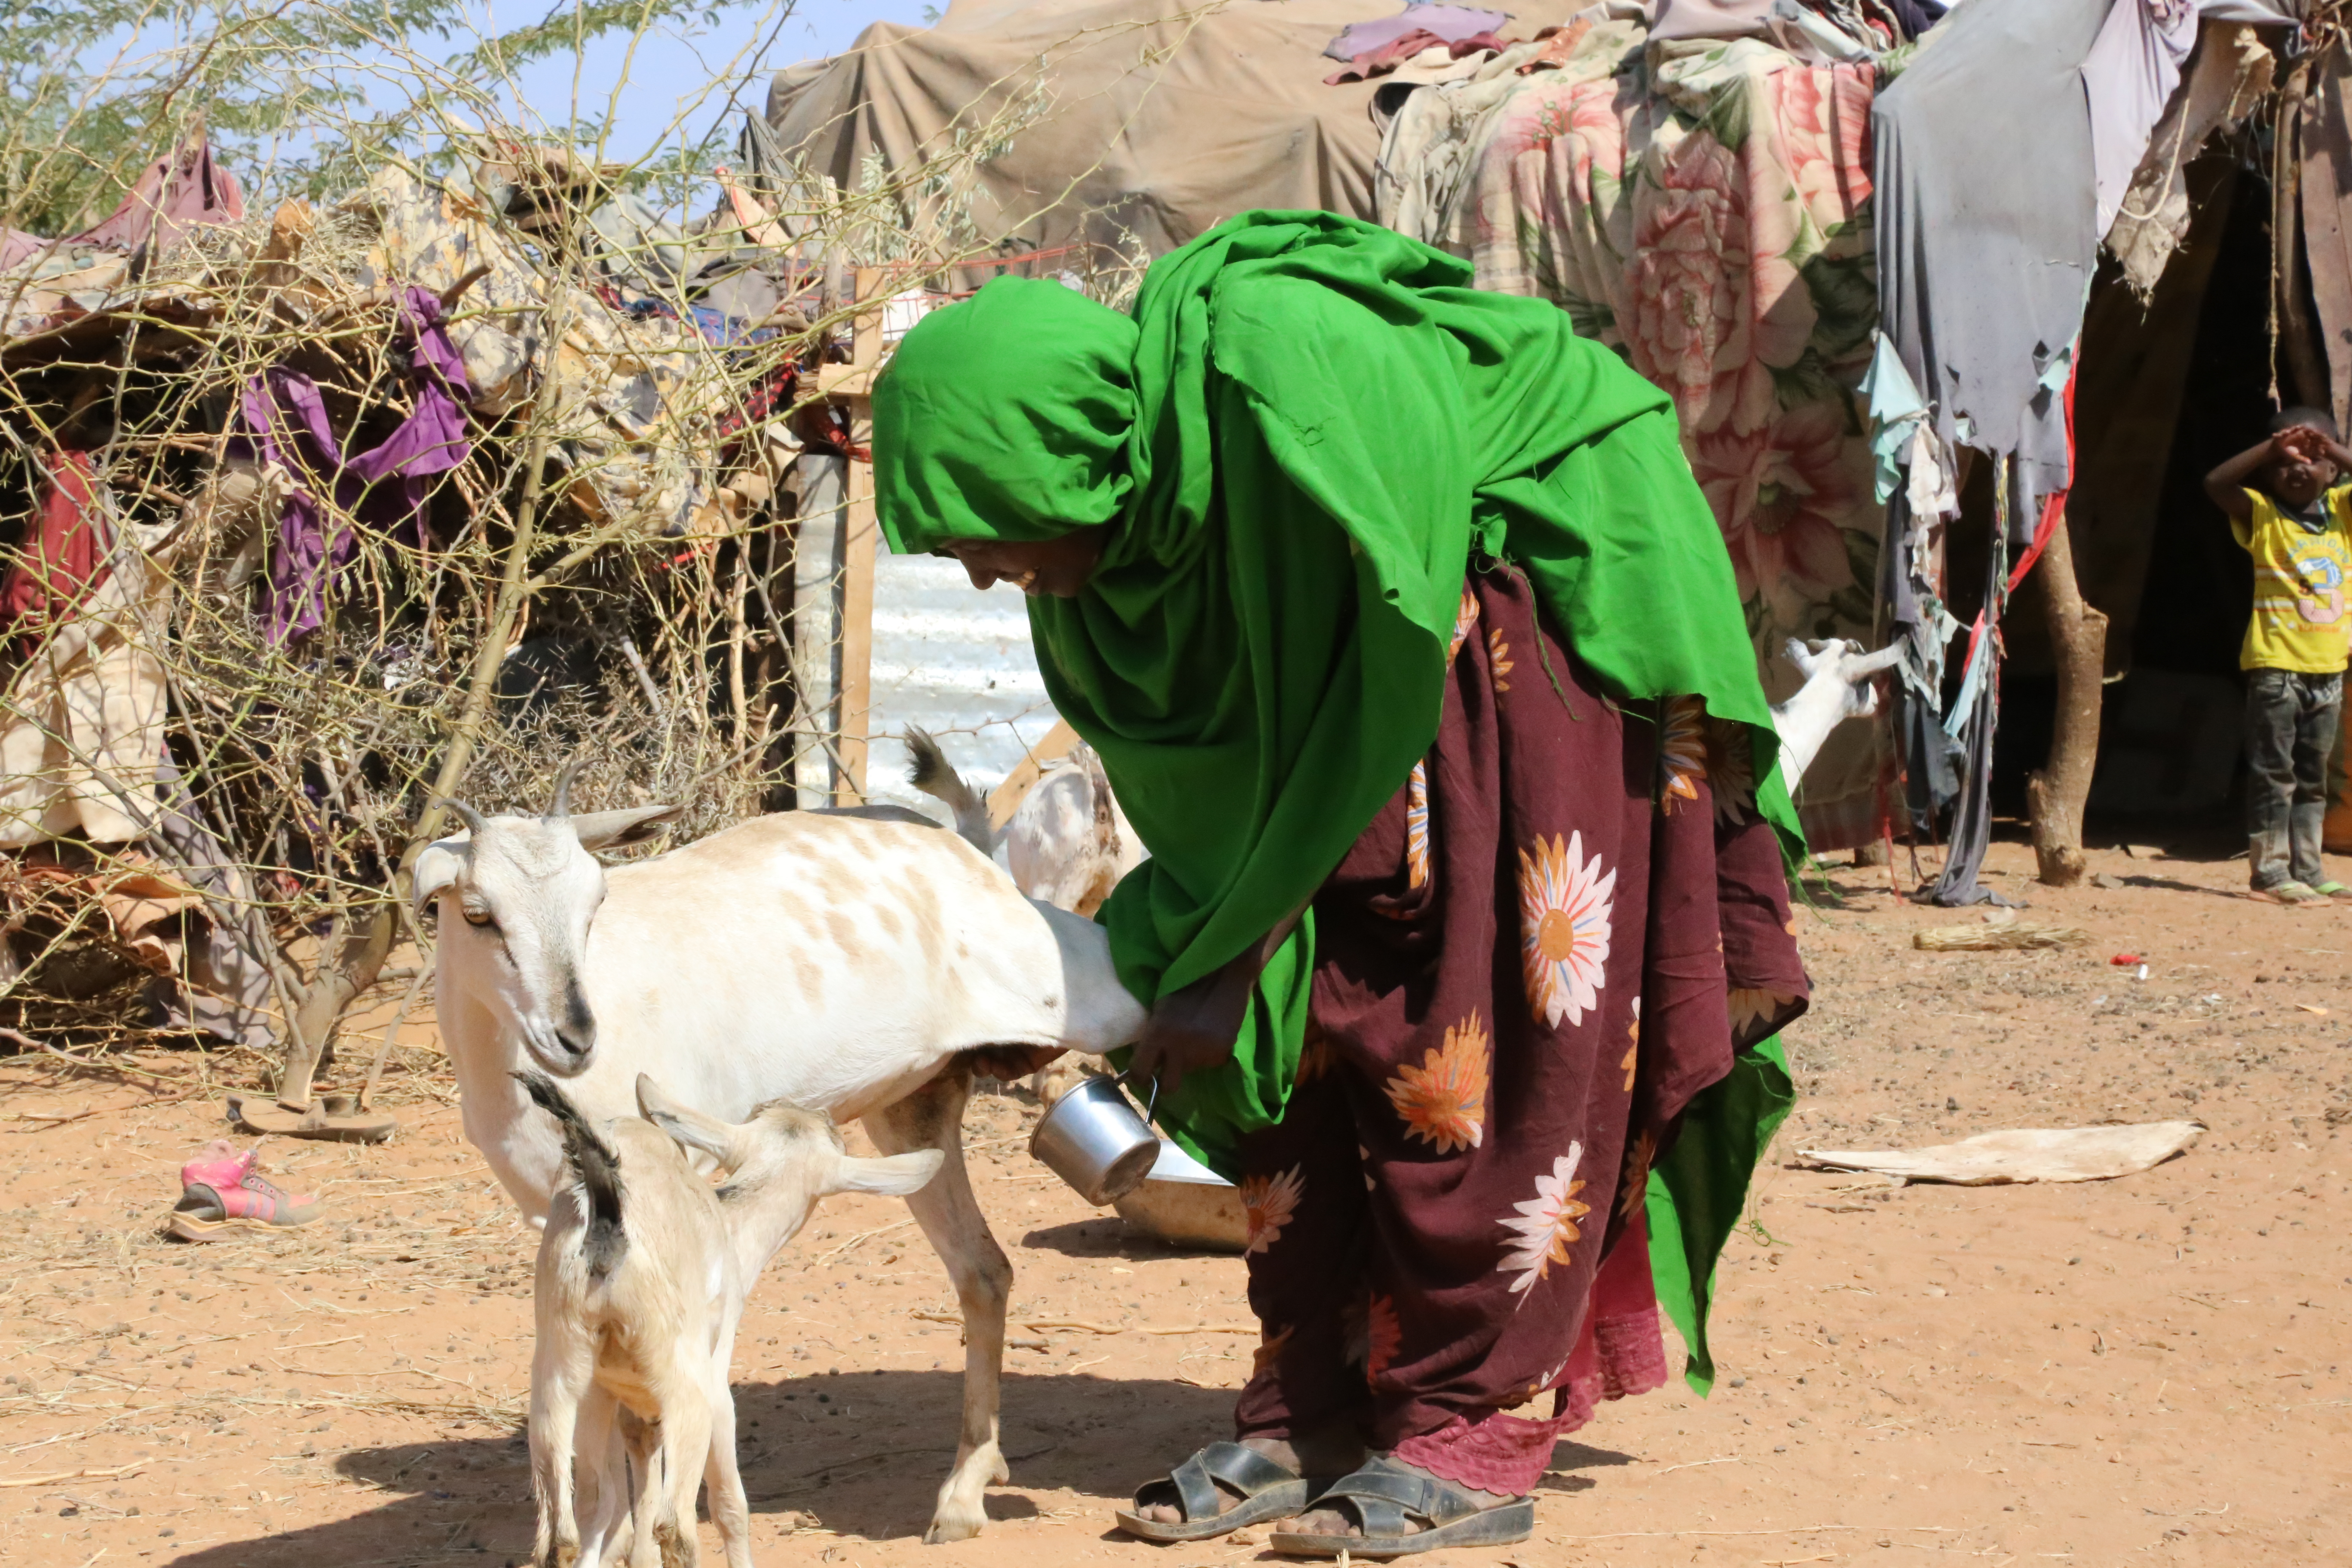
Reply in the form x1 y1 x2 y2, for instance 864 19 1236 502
946 525 1111 598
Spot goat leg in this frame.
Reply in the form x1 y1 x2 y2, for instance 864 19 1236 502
616 1406 669 1568
865 1065 1011 1544
529 1336 589 1568
573 1387 627 1568
655 1370 713 1568
701 1363 756 1568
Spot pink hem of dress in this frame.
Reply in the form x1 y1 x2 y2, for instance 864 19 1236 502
1390 1216 1670 1496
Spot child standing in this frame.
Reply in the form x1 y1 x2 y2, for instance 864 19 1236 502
2205 408 2352 903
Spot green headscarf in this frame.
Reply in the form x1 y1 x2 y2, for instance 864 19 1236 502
873 279 1136 544
877 213 1799 1386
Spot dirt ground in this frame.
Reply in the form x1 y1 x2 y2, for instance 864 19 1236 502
4 832 2350 1567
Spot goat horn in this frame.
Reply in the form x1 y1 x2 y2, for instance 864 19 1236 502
437 799 488 837
546 758 586 820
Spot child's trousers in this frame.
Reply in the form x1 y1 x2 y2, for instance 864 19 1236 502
2245 668 2344 888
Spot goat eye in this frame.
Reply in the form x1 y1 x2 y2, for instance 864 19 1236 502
462 906 496 928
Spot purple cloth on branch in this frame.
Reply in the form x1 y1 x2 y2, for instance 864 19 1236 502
1321 3 1509 63
234 287 472 642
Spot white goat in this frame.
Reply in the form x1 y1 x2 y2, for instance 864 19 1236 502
903 733 1141 1108
1004 749 1142 919
520 1070 940 1568
416 763 1147 1543
1770 637 1903 788
903 732 1142 920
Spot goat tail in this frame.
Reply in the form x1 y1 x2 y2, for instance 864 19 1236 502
903 727 994 855
514 1071 628 1282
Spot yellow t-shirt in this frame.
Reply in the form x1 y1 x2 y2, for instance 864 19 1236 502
2234 484 2352 673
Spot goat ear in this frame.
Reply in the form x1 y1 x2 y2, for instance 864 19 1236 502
634 1074 748 1170
828 1148 945 1199
412 837 469 915
570 804 685 852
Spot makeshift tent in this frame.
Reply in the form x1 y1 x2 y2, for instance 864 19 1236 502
1869 0 2317 900
765 0 1583 260
775 0 2352 867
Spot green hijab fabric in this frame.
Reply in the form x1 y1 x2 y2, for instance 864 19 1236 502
876 213 1800 1384
872 279 1137 545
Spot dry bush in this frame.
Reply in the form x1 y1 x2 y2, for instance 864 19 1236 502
0 0 1091 1090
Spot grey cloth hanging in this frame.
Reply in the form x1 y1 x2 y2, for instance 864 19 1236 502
1927 462 2021 907
1873 0 2111 552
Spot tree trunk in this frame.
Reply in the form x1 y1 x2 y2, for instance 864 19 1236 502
2025 517 2108 887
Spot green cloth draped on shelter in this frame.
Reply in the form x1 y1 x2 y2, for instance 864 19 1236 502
875 211 1800 1382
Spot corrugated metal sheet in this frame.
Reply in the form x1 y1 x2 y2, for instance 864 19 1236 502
861 546 1060 824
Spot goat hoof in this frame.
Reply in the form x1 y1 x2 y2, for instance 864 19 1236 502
923 1512 986 1544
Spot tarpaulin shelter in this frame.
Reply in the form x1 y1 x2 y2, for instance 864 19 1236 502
764 0 1581 260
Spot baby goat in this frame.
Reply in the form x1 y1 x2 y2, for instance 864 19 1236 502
519 1071 941 1568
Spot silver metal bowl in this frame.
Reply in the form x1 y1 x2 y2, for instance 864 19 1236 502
1028 1073 1161 1206
1112 1139 1248 1252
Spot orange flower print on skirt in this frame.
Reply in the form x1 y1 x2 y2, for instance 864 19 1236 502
1384 1008 1491 1152
1295 1017 1338 1085
1658 696 1708 815
1705 714 1758 825
1622 996 1641 1093
1405 760 1431 891
1448 584 1480 664
1617 1128 1655 1224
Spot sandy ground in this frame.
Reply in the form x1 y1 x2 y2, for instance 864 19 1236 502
3 833 2350 1568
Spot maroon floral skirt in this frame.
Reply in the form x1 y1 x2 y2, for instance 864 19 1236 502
1228 564 1808 1495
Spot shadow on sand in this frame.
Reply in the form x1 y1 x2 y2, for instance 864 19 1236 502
169 1367 1229 1565
168 1368 1642 1565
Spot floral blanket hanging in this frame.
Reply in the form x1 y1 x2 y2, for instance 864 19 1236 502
1379 26 1888 849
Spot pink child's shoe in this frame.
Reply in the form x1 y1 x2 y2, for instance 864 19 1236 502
168 1141 321 1241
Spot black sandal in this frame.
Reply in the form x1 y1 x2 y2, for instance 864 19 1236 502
1268 1455 1534 1559
1115 1440 1317 1543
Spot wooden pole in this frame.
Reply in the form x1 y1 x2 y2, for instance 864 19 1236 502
828 266 885 805
986 718 1083 830
836 444 877 804
2276 67 2332 410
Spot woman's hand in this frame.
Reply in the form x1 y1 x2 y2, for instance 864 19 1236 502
1130 910 1307 1097
1130 966 1252 1096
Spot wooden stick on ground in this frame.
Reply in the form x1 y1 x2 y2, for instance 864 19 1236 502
0 1461 147 1488
1913 918 2089 952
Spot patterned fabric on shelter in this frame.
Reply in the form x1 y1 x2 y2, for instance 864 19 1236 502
1376 23 1887 848
0 458 176 847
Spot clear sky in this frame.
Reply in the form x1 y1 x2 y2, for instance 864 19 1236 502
496 0 934 167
